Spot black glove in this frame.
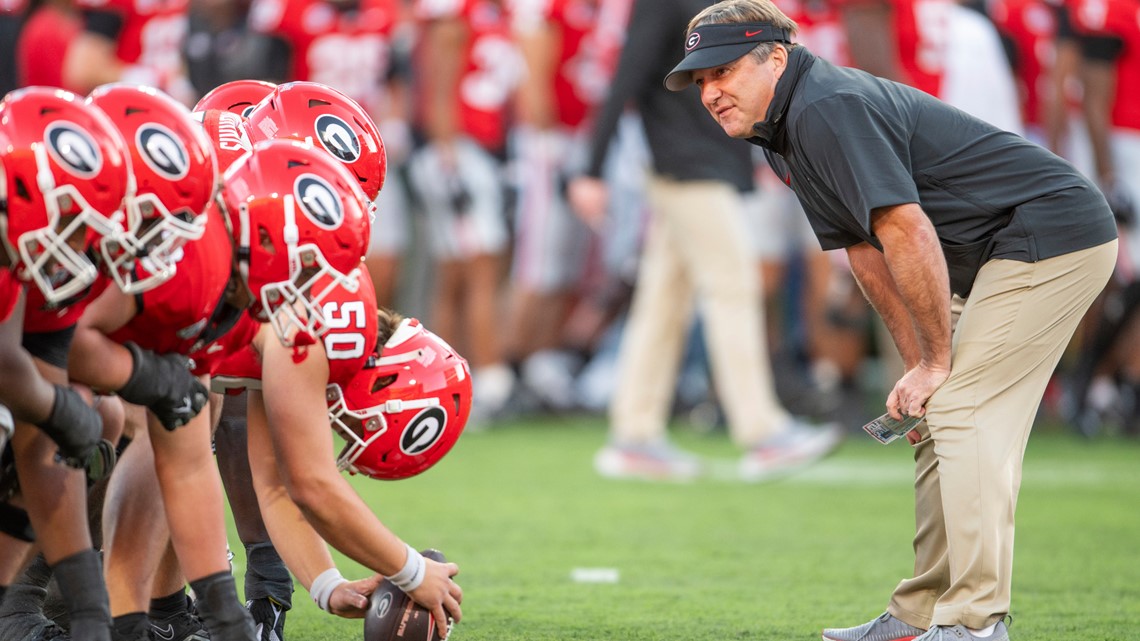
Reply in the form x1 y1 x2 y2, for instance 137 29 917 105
117 342 208 430
35 385 102 470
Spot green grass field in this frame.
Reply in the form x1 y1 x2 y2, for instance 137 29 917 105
229 417 1140 641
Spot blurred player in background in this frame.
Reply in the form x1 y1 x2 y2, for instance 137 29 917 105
407 0 523 424
184 0 286 95
14 0 79 89
62 0 194 102
1061 0 1140 436
246 0 414 310
502 0 598 411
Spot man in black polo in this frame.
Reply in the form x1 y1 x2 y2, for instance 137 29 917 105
664 1 1118 640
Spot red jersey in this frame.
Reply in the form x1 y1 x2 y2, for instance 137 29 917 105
188 313 261 377
780 0 850 65
248 0 400 115
415 0 520 149
16 4 80 89
22 276 108 333
1071 0 1140 130
838 0 951 96
75 0 188 81
105 206 236 375
213 270 379 389
0 268 21 325
991 0 1056 127
511 0 599 129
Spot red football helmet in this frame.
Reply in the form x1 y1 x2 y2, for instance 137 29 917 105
327 318 473 480
244 81 386 200
88 84 218 293
193 108 253 171
193 79 278 117
220 138 371 346
0 87 132 304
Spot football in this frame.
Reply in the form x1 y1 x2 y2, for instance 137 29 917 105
364 549 450 641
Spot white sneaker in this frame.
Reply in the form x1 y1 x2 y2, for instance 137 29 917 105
594 440 703 481
521 350 579 411
740 418 843 482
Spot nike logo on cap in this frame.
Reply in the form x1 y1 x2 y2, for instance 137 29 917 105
745 29 765 37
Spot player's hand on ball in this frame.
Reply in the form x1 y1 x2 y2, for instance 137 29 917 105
329 574 384 618
409 557 463 636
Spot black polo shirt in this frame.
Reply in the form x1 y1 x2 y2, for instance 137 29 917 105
749 47 1117 296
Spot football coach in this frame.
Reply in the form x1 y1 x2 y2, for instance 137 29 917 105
664 1 1118 640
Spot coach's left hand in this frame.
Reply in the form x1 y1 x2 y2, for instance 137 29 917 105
887 362 950 423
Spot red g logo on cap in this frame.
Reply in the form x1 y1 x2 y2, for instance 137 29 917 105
686 32 701 51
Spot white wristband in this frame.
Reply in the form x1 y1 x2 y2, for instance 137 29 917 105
310 567 349 613
385 544 426 593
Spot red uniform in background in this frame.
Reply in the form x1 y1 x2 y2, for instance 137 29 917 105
834 0 951 95
780 0 850 65
990 0 1057 127
248 0 401 114
16 2 80 88
414 0 516 151
531 0 598 129
1070 0 1140 131
75 0 189 86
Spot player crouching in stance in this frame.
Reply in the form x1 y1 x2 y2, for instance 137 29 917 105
66 83 260 641
210 139 466 635
0 87 132 641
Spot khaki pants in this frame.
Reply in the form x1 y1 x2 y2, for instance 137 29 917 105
609 176 789 447
889 240 1117 630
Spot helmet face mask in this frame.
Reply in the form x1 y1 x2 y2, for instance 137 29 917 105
89 84 217 294
222 138 370 347
259 245 362 345
0 88 133 304
327 319 472 480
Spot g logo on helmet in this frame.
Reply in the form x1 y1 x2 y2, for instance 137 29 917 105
374 592 392 619
45 122 103 178
137 123 190 180
314 114 360 163
400 407 447 455
685 32 701 51
294 173 344 229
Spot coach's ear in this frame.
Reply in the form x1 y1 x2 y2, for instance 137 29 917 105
771 44 790 79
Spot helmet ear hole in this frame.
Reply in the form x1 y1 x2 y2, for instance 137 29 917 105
13 177 30 202
257 225 276 254
451 393 461 416
371 374 397 394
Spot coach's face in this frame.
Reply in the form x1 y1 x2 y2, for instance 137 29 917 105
694 45 788 139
